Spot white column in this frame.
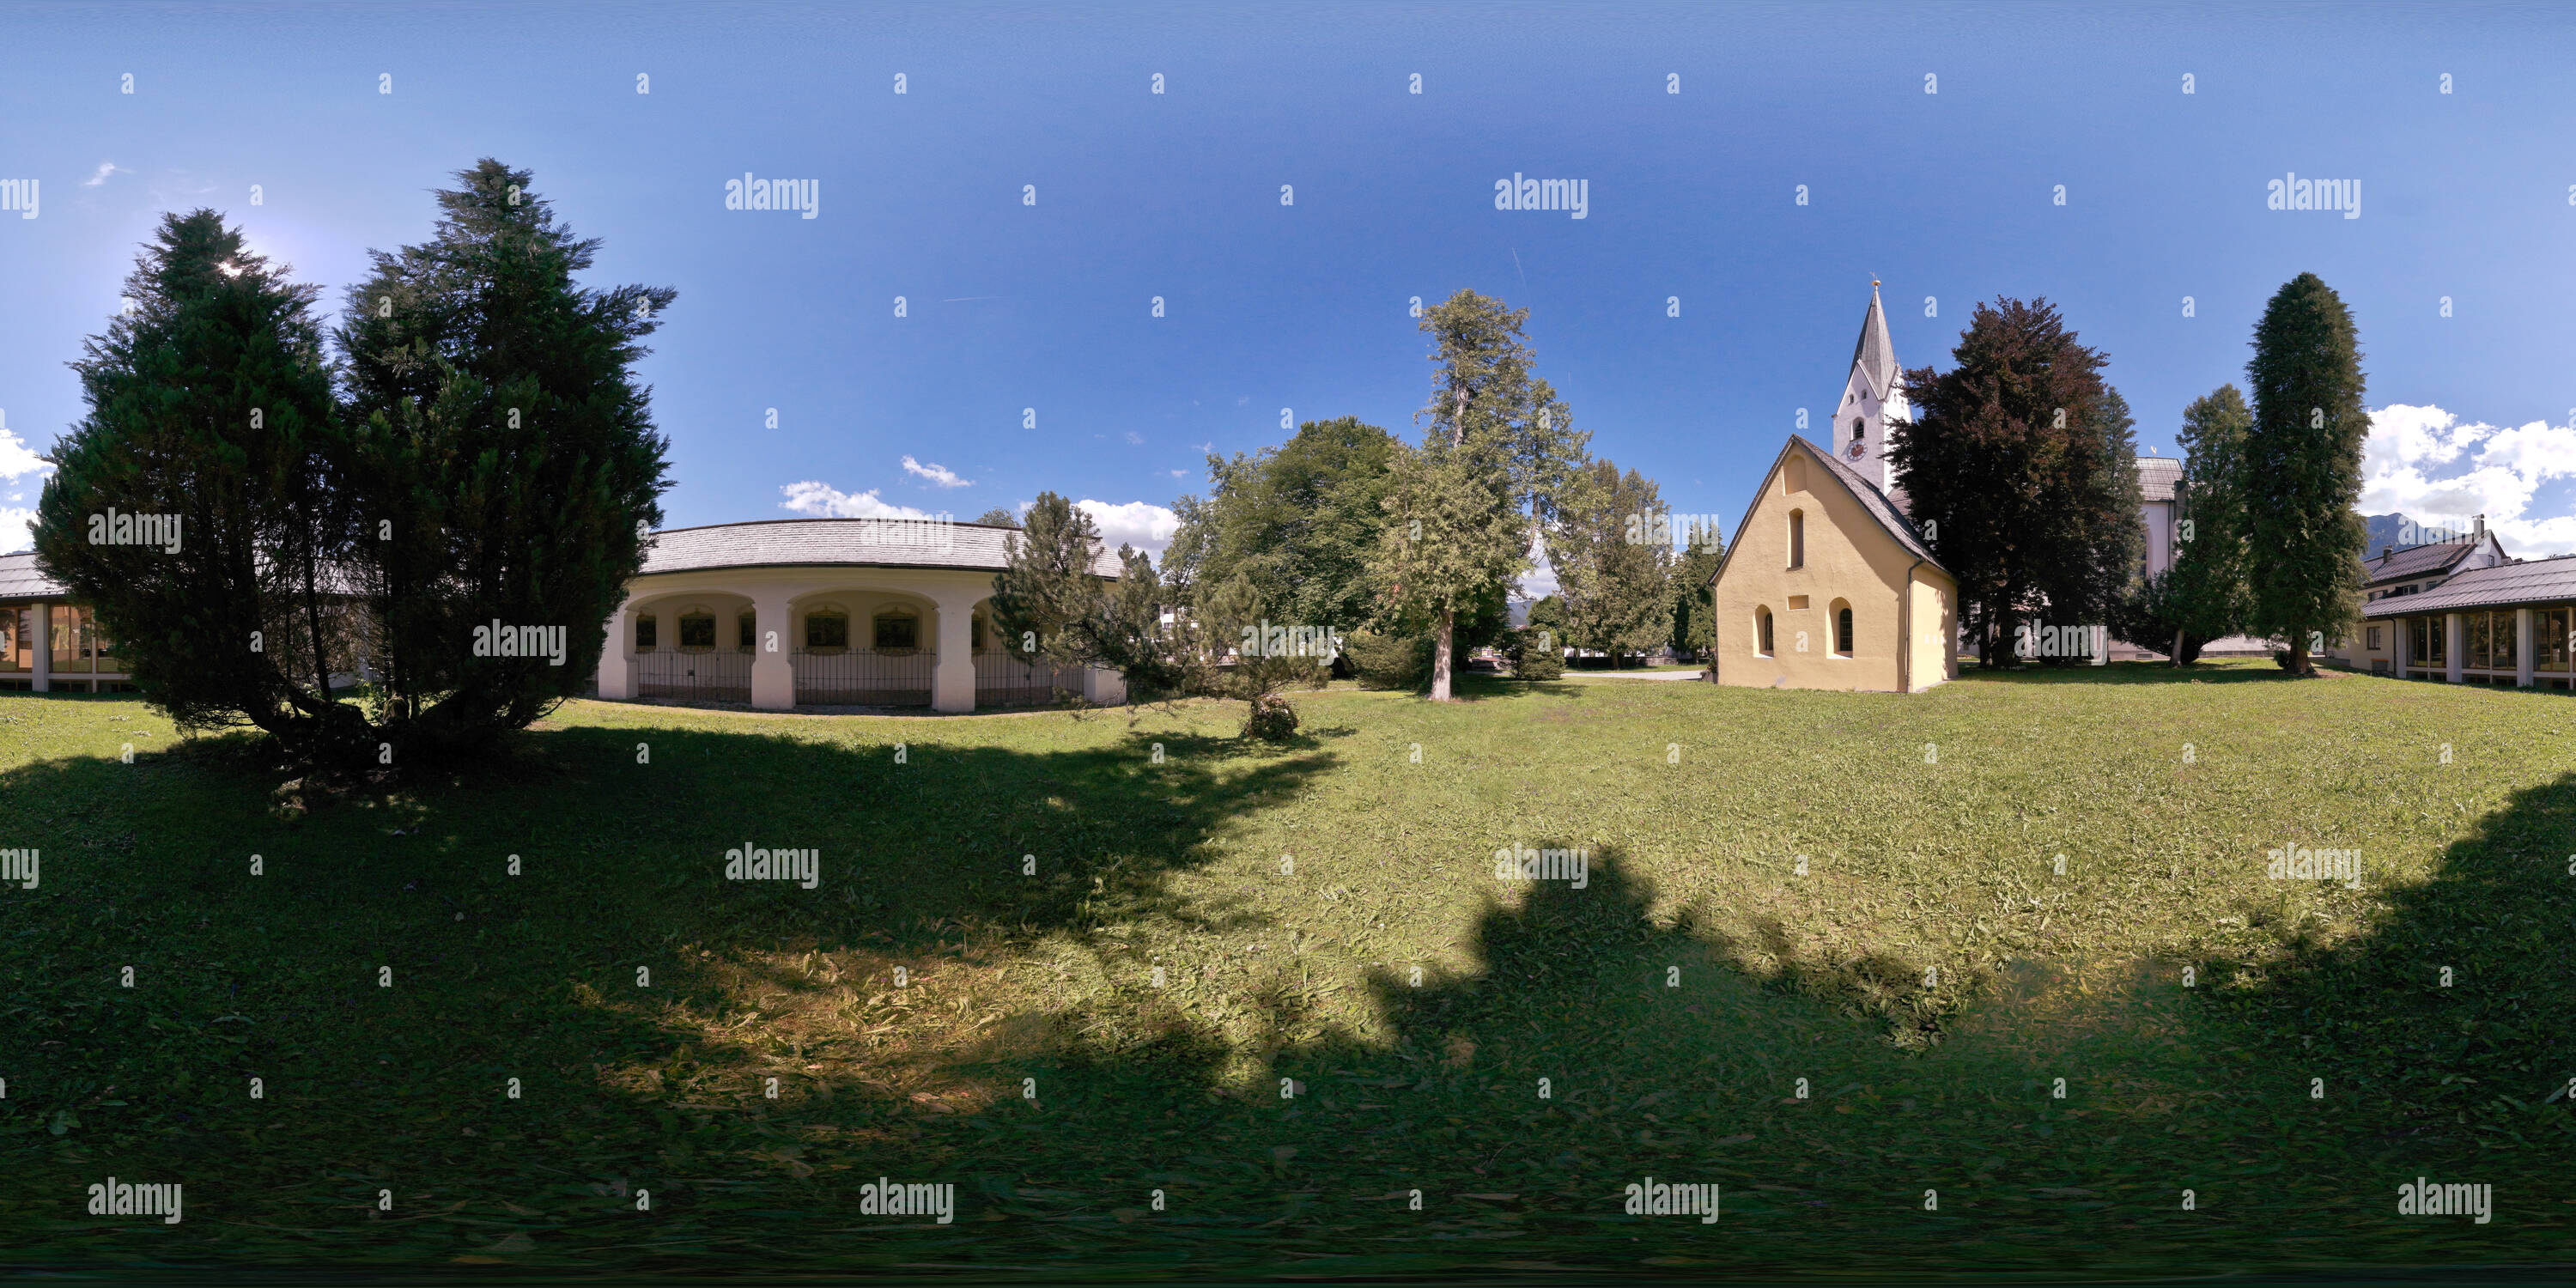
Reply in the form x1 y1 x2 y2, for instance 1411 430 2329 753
750 591 794 710
597 603 635 699
1084 665 1127 705
2516 607 2535 687
930 587 979 713
30 601 49 693
2445 613 2464 683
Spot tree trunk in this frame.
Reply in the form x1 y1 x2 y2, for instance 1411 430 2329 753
1431 607 1455 702
2288 632 2312 676
2171 626 2186 668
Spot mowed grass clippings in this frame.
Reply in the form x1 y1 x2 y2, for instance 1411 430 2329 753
0 662 2570 1277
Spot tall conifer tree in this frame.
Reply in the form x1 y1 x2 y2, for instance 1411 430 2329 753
1370 291 1586 700
2243 273 2368 675
36 210 359 750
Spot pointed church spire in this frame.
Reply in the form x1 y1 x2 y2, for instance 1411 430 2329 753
1849 280 1899 401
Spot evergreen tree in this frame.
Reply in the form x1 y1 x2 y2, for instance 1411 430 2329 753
989 491 1163 696
1891 297 2123 666
2244 273 2369 675
2161 385 2256 661
2030 384 2145 653
1369 291 1587 700
972 507 1018 527
1552 458 1674 667
35 210 362 754
338 159 673 759
1669 519 1726 659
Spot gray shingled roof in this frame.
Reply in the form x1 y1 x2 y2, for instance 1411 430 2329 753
0 551 64 601
1805 434 1943 568
640 519 1126 578
2363 537 2487 586
2362 556 2576 617
1 522 1127 601
1849 285 1900 401
2134 456 2181 502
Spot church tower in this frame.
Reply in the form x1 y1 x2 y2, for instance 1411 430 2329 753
1828 281 1909 496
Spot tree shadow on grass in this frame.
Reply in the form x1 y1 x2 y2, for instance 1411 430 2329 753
0 713 1343 1268
2204 769 2576 1154
9 713 2573 1277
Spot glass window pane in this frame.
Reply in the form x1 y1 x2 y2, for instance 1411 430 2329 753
52 605 91 673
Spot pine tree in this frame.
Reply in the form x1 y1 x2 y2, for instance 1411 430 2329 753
338 159 674 758
35 210 361 754
1669 519 1726 659
1891 298 2123 666
2162 385 2256 661
990 492 1163 697
1370 291 1587 700
2030 384 2145 649
2244 273 2369 675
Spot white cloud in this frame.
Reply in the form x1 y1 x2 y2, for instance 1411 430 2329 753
1170 469 1191 478
2360 404 2576 555
1520 533 1559 598
1075 499 1179 556
778 480 943 521
1123 431 1144 446
0 425 46 481
900 455 972 489
0 425 49 551
82 161 130 188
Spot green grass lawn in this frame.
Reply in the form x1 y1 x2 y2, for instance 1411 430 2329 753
3 662 2571 1278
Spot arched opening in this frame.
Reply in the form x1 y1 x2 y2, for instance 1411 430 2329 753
1832 599 1854 657
1755 606 1774 657
735 609 757 653
872 606 922 653
1788 509 1806 568
805 608 850 653
676 611 716 652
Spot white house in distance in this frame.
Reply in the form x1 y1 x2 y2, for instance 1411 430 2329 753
593 518 1127 713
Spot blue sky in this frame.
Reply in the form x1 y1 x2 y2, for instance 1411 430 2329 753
5 1 2573 572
